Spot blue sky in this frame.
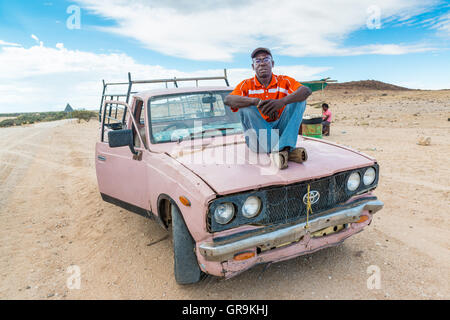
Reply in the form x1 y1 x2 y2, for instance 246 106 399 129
0 0 449 112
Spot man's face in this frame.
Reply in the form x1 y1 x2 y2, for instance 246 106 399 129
252 52 274 78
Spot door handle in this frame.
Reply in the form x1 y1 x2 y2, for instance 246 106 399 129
97 155 106 161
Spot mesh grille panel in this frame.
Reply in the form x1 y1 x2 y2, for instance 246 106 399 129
259 176 343 226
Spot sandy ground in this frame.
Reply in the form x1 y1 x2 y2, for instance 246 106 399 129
0 89 449 300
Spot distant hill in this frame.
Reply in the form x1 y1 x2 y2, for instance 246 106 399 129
327 80 412 91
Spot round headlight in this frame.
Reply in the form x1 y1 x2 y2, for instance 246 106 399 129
242 196 262 218
214 203 235 225
363 167 376 185
347 172 361 191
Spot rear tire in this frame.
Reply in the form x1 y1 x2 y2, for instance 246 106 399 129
171 204 204 284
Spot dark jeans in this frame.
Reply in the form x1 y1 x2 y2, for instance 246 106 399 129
322 120 330 134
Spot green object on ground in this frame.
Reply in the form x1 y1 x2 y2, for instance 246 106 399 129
302 123 323 139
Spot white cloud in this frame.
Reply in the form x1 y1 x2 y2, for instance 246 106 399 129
0 40 21 47
343 43 435 56
430 13 450 36
0 43 330 113
30 34 44 47
384 1 449 30
31 34 39 43
393 80 450 90
76 0 439 61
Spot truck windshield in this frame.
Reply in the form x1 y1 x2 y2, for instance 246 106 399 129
148 91 243 143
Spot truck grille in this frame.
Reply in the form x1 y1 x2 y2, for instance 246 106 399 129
260 173 349 225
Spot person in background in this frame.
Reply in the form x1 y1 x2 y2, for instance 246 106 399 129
322 103 332 136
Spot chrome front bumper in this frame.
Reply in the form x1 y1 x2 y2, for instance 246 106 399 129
199 199 384 261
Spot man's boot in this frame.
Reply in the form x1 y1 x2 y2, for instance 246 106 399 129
288 147 308 163
270 150 289 170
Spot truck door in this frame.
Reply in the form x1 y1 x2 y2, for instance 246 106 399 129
95 97 151 217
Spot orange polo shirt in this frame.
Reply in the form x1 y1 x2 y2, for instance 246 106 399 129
229 74 302 122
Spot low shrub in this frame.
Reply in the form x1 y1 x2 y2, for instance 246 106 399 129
0 118 15 127
71 110 97 122
0 109 97 127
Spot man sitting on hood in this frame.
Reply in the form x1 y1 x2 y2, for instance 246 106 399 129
224 47 312 169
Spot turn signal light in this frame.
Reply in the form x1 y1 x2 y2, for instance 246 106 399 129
356 215 369 223
233 251 255 261
179 196 191 207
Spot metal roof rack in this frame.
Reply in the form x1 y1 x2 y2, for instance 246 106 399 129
99 69 230 122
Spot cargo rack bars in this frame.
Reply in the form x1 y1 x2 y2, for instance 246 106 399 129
99 69 230 122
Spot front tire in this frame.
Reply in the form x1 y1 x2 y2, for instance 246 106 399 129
171 204 204 284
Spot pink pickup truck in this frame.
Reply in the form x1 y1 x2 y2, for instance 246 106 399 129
95 72 383 284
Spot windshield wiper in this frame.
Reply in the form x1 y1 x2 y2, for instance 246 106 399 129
188 128 235 139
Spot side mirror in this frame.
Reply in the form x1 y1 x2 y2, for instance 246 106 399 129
108 129 138 155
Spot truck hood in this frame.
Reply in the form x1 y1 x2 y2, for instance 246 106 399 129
164 135 376 195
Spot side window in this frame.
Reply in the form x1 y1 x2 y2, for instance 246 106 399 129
133 99 146 148
137 102 145 125
133 99 144 125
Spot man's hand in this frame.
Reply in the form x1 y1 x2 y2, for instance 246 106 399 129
258 99 285 120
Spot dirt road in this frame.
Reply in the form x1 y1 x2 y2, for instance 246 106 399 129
0 89 449 299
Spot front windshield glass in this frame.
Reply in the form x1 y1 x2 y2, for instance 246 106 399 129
149 91 242 143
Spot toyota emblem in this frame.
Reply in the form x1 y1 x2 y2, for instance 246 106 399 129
303 190 320 205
